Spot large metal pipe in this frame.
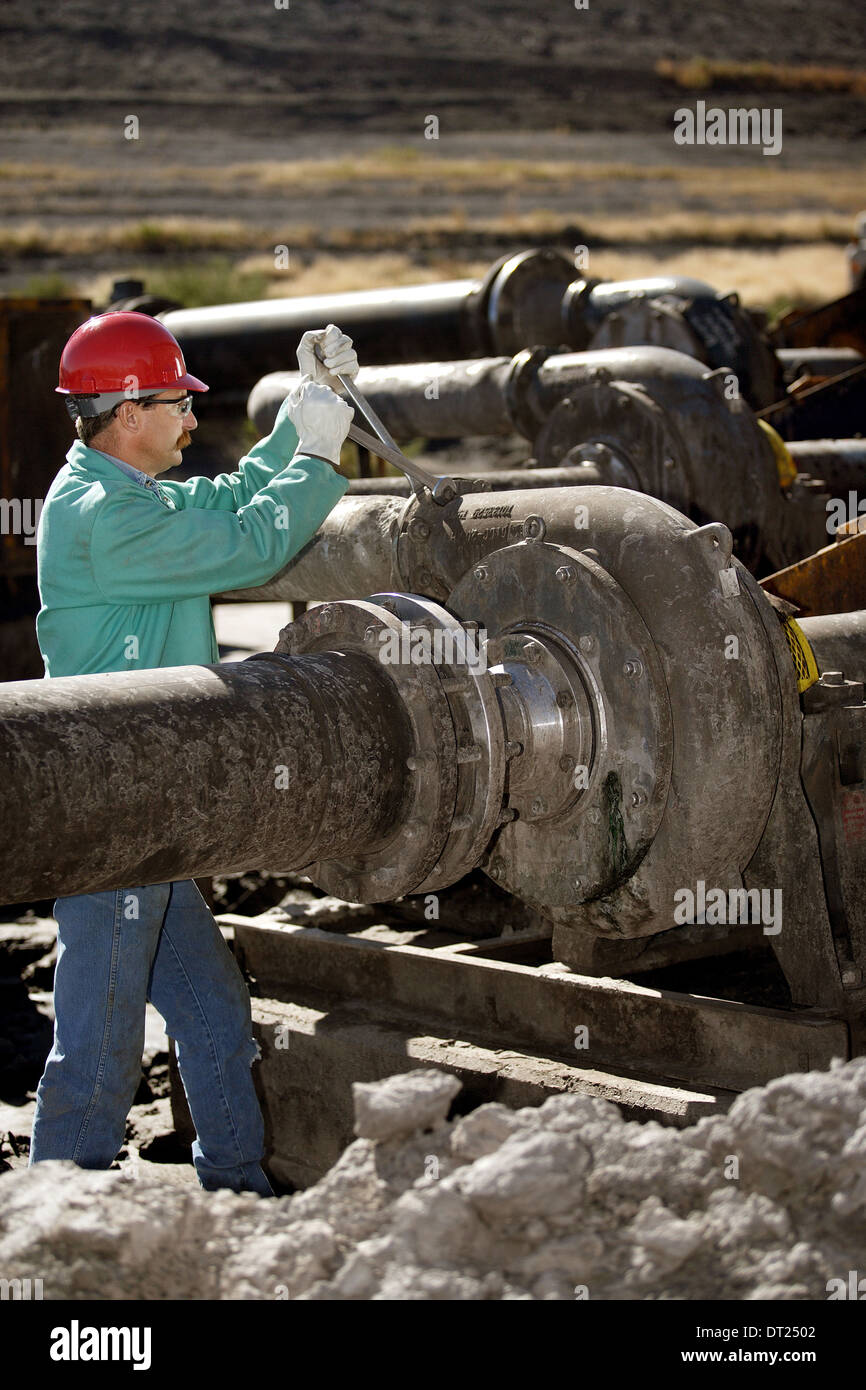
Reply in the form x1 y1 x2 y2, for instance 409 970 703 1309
345 466 590 495
0 652 410 903
163 250 780 406
162 281 487 397
799 611 866 687
217 487 596 604
244 348 801 581
788 440 866 497
250 345 758 443
249 357 514 439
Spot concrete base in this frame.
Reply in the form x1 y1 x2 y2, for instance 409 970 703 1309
170 915 850 1191
248 994 730 1190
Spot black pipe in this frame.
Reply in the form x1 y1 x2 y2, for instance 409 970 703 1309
0 651 410 904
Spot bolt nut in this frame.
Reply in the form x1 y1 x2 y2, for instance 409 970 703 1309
411 519 430 539
623 659 643 679
556 690 575 709
364 625 379 644
530 797 546 816
489 862 503 880
555 566 576 583
631 788 647 808
406 753 435 771
559 754 576 772
474 565 490 583
318 606 333 623
579 634 595 653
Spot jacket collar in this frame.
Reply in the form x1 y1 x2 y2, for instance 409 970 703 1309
67 440 152 489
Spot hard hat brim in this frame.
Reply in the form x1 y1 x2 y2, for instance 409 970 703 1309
175 373 209 392
56 373 209 396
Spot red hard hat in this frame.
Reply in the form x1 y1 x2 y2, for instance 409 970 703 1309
56 311 208 396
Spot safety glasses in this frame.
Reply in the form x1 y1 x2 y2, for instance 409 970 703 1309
138 394 195 418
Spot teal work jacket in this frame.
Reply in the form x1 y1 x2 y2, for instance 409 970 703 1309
35 396 348 677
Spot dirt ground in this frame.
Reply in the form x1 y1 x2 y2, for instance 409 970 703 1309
3 0 866 137
1 1 864 301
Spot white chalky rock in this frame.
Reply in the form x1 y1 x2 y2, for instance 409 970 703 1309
628 1195 705 1271
352 1069 462 1142
4 1059 866 1299
457 1128 591 1216
449 1102 536 1160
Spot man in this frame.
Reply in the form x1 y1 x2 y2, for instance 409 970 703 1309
30 310 357 1196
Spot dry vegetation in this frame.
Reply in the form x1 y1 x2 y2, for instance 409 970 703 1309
0 209 856 260
1 153 864 208
656 57 866 94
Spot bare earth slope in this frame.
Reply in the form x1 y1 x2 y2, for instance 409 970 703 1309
1 0 865 137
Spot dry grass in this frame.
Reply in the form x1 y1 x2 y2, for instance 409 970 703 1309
0 208 857 264
0 218 274 258
1 155 864 211
656 57 866 94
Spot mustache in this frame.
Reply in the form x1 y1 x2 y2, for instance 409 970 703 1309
177 430 192 448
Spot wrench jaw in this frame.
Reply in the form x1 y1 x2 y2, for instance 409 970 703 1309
432 477 457 505
314 342 456 505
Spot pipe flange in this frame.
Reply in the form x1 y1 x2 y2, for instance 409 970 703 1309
531 382 690 509
395 480 519 604
448 540 673 912
587 293 703 361
370 593 507 892
504 345 555 439
485 630 593 825
275 600 457 901
485 248 577 356
559 277 599 349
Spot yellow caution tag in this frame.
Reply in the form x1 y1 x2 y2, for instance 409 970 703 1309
758 419 798 490
781 615 820 693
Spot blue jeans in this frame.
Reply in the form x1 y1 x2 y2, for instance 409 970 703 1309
29 879 273 1197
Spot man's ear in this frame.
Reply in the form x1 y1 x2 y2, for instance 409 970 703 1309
114 401 141 434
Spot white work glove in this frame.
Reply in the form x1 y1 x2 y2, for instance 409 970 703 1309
286 378 354 466
296 324 359 383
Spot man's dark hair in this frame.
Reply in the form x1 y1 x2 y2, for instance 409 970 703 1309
75 406 118 448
